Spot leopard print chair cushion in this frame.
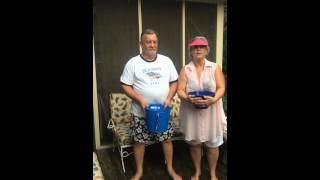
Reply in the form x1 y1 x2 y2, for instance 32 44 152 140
223 120 227 141
109 93 133 146
170 94 183 137
109 93 183 145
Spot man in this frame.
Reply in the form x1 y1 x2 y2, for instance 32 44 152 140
120 29 182 180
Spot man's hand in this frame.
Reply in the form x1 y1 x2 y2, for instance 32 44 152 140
163 98 172 108
139 98 149 110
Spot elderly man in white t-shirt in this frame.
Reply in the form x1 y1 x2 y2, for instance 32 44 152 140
120 29 182 180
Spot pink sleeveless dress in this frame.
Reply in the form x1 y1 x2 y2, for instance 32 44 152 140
180 59 227 144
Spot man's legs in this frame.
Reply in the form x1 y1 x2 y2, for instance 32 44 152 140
161 140 182 180
131 142 145 180
130 115 149 180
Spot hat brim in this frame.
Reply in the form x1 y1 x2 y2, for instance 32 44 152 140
189 39 208 47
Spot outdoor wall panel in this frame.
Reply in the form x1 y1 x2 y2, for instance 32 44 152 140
186 2 217 63
142 0 182 71
93 0 139 144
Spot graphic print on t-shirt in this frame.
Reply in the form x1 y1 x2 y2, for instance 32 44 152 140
142 67 162 85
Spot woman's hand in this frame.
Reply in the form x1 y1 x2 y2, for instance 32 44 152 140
190 95 217 107
183 95 196 104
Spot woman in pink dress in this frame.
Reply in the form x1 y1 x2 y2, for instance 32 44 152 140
177 36 227 180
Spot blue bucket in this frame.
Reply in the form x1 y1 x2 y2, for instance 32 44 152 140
145 104 171 133
188 91 215 109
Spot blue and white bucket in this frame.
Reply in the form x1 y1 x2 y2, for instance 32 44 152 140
145 104 171 133
188 90 215 109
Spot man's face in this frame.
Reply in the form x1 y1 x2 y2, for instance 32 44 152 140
140 34 158 57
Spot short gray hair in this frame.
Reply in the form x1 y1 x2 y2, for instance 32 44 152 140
140 28 159 42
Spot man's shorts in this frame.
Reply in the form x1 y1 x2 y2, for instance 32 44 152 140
130 115 174 144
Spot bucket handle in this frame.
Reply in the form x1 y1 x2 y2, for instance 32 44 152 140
155 112 160 130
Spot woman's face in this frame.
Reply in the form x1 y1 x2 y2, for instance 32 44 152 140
191 45 208 60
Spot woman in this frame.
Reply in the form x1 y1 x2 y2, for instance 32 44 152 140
177 36 227 180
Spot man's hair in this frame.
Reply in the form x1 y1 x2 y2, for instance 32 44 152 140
140 28 159 41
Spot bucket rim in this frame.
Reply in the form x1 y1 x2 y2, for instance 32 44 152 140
146 104 171 111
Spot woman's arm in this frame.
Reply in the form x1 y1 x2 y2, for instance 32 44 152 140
203 64 225 106
177 67 197 103
177 67 189 101
213 64 226 101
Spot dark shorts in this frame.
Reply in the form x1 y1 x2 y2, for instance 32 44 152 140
130 115 173 144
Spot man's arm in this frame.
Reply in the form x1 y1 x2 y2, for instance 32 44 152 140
121 83 148 110
164 80 177 108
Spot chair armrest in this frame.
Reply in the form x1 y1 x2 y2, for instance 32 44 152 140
107 118 115 129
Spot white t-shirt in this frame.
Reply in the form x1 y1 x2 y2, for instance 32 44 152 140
120 54 178 117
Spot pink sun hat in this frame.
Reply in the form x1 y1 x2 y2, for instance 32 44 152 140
188 38 208 47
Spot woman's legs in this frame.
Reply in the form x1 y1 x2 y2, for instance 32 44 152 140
189 144 202 180
206 147 219 180
205 137 223 180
